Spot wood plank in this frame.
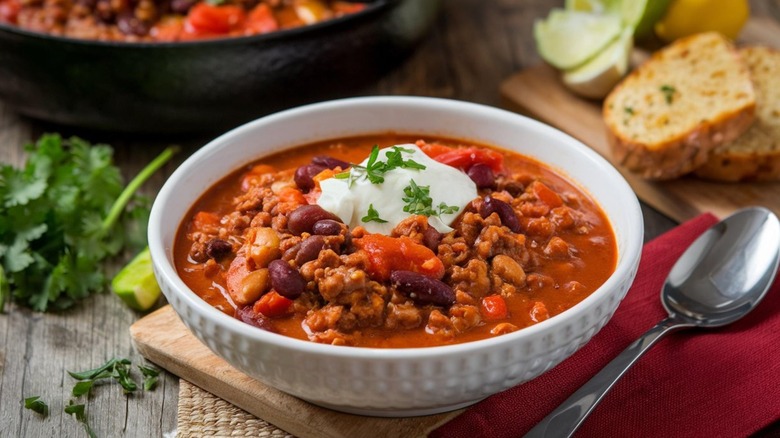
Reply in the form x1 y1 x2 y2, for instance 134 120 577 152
130 305 461 438
500 18 780 223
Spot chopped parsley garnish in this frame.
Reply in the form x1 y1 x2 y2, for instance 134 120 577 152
660 85 676 104
67 357 146 394
0 135 176 312
402 179 459 218
23 396 48 416
334 145 426 187
361 204 388 223
139 365 160 391
624 106 635 115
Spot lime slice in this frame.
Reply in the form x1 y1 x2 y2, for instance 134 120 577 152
112 247 161 311
534 9 623 70
618 0 672 39
562 28 633 99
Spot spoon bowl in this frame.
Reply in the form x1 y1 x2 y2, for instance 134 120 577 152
526 207 780 438
663 207 780 327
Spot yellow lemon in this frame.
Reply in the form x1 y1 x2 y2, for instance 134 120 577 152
655 0 750 42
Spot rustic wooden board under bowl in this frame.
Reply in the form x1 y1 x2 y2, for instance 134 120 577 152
500 18 780 223
130 305 461 438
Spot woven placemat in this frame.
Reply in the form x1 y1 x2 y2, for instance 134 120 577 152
177 379 295 437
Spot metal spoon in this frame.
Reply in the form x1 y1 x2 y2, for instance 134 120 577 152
525 207 780 438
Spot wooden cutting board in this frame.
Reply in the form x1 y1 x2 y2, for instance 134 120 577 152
130 305 461 438
500 17 780 223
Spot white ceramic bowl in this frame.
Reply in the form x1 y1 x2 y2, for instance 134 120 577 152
149 96 643 417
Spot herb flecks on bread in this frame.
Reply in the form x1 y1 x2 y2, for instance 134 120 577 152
603 32 756 180
695 46 780 182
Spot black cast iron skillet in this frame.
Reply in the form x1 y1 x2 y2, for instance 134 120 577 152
0 0 440 134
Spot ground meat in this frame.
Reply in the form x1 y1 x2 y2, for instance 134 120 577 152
475 225 529 262
437 235 471 269
391 215 429 244
425 309 455 341
450 258 490 298
449 304 482 333
384 301 422 330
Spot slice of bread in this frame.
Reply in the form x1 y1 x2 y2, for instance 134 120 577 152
694 46 780 182
603 32 756 180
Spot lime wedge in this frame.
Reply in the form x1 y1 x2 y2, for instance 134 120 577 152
112 247 161 311
534 9 623 70
562 28 633 99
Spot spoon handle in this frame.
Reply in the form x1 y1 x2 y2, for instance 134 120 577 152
524 317 692 438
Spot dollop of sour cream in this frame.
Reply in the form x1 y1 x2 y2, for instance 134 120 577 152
317 144 478 235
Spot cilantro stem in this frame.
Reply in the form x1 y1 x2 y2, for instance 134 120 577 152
100 146 178 236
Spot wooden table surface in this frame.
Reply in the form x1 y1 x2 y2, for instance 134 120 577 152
1 1 777 437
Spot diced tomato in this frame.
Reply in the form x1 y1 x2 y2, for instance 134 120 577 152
0 0 21 23
191 211 221 233
432 147 504 174
331 1 366 14
354 234 444 281
276 187 308 213
418 142 453 159
531 181 563 208
481 295 508 320
245 3 279 34
186 2 246 35
150 16 185 42
253 290 293 318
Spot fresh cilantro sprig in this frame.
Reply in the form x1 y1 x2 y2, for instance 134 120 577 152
67 357 148 394
361 204 387 224
402 179 459 218
334 145 426 187
0 135 177 312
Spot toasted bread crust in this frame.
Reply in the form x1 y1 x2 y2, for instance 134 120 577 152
603 32 756 180
695 46 780 182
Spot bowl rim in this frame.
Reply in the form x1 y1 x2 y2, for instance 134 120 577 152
149 95 643 359
0 0 396 48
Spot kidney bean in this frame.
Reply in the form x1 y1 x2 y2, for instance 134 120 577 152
480 196 521 233
422 226 441 252
236 305 274 331
312 156 350 170
467 163 496 189
294 164 327 192
268 259 306 299
288 205 342 235
312 219 343 236
390 271 455 307
295 235 327 265
205 238 232 260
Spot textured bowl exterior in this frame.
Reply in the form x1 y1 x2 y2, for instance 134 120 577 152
149 96 644 416
0 0 438 133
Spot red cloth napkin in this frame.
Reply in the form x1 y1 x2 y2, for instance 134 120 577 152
431 213 780 438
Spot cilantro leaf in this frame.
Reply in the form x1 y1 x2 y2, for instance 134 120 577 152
65 400 97 438
361 204 388 223
402 179 459 218
23 396 48 416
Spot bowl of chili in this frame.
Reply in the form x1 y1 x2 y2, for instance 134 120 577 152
149 96 644 416
0 0 439 133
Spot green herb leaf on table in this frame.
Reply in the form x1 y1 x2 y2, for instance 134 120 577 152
0 135 177 312
138 365 160 391
65 400 97 438
71 380 95 397
23 396 48 416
